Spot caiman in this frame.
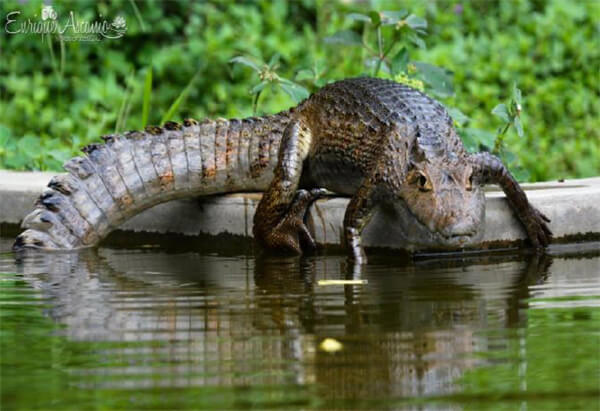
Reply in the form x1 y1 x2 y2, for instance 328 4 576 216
14 77 552 262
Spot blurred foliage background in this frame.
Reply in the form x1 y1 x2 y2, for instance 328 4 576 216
0 0 598 181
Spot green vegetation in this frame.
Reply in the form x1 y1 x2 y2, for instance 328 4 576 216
0 0 598 181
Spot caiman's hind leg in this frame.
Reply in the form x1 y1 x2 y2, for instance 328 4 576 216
253 119 324 253
469 152 552 248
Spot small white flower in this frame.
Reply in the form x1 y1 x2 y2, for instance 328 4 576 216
112 15 126 30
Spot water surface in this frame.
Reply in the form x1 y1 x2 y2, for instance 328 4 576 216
1 237 598 409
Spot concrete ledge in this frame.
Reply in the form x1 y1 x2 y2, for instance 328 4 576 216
1 170 599 250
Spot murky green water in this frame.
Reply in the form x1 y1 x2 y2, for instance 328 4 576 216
0 237 599 410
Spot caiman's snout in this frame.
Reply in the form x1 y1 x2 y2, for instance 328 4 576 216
441 222 478 245
434 202 485 246
443 219 478 238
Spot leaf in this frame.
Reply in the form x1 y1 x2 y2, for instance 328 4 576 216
160 71 199 123
17 135 41 159
459 128 496 151
0 125 11 144
268 53 280 69
505 149 518 162
229 56 261 72
368 11 382 26
364 57 390 74
406 14 428 30
511 166 531 183
0 125 12 157
390 47 409 75
250 81 268 95
5 152 29 170
512 83 522 105
381 10 408 24
408 33 426 49
347 13 371 23
413 62 454 97
278 79 310 102
295 68 315 81
491 103 510 123
323 30 362 46
141 66 152 128
513 116 524 137
318 279 368 285
446 106 470 126
47 149 70 164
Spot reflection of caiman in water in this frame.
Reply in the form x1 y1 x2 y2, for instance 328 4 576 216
14 249 553 397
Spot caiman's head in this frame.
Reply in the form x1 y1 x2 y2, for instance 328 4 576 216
393 144 485 251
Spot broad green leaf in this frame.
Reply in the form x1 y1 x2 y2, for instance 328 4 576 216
323 30 362 46
491 103 510 123
446 106 470 126
390 47 409 75
459 128 495 151
268 53 280 69
47 149 70 164
347 13 371 23
295 69 315 81
408 33 426 49
406 14 428 30
368 11 382 26
502 149 518 165
413 62 454 97
278 79 310 102
5 152 29 170
511 166 531 183
381 10 408 24
18 135 41 158
250 81 268 95
229 56 261 72
513 116 524 137
141 66 152 128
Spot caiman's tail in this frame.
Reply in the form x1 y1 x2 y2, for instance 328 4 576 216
14 113 290 251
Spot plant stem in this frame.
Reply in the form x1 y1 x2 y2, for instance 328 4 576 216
493 122 511 155
252 90 262 115
374 25 384 76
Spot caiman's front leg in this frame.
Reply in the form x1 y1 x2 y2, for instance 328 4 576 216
343 173 379 264
469 152 552 248
253 119 323 253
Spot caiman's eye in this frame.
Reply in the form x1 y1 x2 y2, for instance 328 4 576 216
417 172 432 192
466 172 473 191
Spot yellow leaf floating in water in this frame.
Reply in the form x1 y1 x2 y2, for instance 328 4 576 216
317 279 367 286
319 338 343 353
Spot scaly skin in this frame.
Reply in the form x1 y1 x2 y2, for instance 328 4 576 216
253 77 551 262
15 77 551 260
15 114 290 250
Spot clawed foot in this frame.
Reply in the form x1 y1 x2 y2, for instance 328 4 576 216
521 205 552 248
345 227 368 265
258 188 326 254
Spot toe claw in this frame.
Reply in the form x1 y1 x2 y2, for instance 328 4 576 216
524 206 552 249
